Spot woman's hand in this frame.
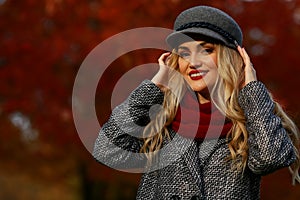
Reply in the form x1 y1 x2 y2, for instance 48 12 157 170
151 52 172 88
237 46 257 87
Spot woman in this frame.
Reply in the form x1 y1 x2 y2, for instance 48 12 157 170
93 6 300 199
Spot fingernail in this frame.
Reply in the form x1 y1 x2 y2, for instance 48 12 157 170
234 40 239 47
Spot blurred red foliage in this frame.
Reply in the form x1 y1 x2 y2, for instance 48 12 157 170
0 0 300 199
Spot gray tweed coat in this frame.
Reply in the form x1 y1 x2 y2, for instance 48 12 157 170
93 80 296 200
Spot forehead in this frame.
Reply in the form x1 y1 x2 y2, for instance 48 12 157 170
176 33 219 47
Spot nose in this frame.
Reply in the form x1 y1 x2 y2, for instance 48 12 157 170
189 53 202 68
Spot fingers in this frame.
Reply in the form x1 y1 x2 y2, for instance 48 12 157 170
158 52 171 67
237 46 257 86
237 46 250 66
152 52 172 88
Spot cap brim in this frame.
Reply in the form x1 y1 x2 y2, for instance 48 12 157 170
166 27 236 49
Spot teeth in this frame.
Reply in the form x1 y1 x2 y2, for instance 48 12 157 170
190 72 206 77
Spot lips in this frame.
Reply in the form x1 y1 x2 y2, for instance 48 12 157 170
188 70 208 80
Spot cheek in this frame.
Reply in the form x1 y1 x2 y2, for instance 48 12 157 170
178 59 188 74
204 55 217 68
211 55 218 68
205 69 219 85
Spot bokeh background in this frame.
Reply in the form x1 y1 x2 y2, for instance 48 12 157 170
1 0 300 199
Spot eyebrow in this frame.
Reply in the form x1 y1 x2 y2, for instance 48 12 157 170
178 42 212 51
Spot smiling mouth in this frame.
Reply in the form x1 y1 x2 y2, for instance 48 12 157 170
189 70 208 80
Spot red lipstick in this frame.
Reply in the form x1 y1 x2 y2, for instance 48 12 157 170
189 70 208 80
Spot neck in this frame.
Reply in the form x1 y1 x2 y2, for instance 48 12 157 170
197 89 211 104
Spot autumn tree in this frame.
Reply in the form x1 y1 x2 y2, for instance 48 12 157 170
0 0 300 199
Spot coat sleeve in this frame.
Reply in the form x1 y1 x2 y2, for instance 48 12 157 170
238 81 296 175
92 80 164 170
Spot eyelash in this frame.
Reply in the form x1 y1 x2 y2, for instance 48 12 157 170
178 48 214 57
178 52 190 57
203 48 214 54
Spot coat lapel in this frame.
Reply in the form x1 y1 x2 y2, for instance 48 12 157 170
182 138 229 188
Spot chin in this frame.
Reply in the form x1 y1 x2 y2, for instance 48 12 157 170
190 85 207 92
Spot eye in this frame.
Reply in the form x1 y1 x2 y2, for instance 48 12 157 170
178 51 190 58
201 47 214 55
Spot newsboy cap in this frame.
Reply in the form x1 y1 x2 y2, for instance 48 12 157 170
166 6 243 49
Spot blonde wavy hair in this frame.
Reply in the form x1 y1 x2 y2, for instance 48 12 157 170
141 44 300 184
